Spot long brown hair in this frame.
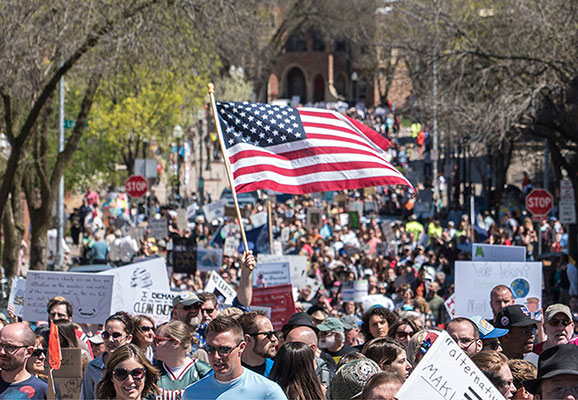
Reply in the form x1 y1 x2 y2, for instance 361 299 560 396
96 344 159 399
269 342 325 400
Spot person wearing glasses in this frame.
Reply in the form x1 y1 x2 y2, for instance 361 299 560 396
96 343 159 400
469 315 509 353
471 351 517 399
152 320 211 400
445 317 483 357
132 315 156 362
82 311 134 400
195 293 220 349
239 311 278 377
0 323 49 399
495 305 540 361
182 316 287 400
171 291 204 326
533 304 577 356
26 337 47 378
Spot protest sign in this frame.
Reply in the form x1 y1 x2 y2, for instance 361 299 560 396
223 236 240 257
280 227 291 242
472 244 526 262
397 330 506 400
100 258 170 316
8 278 26 318
197 246 223 272
250 305 272 319
205 271 237 305
364 201 378 214
334 194 347 209
455 261 542 319
258 254 307 290
147 218 168 240
132 289 174 326
253 261 291 287
24 272 114 324
272 240 283 255
341 280 369 302
444 294 456 320
252 284 295 331
176 208 188 231
49 348 83 400
251 211 268 228
203 200 226 223
170 236 196 273
306 208 323 230
348 201 363 214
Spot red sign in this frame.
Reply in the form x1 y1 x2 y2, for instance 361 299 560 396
252 284 295 331
526 189 553 217
125 175 148 198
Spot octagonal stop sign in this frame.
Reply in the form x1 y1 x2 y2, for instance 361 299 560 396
526 188 553 217
125 175 148 198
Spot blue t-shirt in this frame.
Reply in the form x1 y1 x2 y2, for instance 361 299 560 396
0 374 49 399
182 368 287 400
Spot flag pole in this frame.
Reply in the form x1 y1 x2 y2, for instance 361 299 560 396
207 83 250 264
268 198 273 254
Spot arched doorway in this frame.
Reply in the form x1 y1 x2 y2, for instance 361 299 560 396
313 74 325 102
286 67 307 104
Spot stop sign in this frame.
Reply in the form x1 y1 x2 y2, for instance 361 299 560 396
526 189 553 217
125 175 148 198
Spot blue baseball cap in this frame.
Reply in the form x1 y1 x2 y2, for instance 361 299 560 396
469 315 509 339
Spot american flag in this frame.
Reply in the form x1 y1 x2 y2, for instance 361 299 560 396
216 101 413 194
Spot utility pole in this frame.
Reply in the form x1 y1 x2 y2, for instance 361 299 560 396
55 75 65 270
432 5 440 208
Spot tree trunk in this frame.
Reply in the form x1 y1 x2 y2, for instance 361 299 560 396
29 217 51 271
1 201 21 279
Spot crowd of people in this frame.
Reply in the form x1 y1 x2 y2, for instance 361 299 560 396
2 103 577 399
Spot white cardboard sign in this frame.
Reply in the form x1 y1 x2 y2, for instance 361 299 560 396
397 330 506 400
100 258 170 316
253 262 291 288
455 261 542 319
24 272 114 324
8 278 26 318
197 246 223 272
342 280 369 302
258 254 307 289
472 244 526 262
205 271 237 305
203 200 226 222
132 289 174 326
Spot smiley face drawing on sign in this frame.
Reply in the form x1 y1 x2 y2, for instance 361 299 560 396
75 295 109 319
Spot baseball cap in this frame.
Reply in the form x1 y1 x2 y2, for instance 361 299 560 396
172 291 204 307
317 317 344 334
340 315 359 331
544 303 572 322
329 358 380 400
495 305 539 329
469 315 509 339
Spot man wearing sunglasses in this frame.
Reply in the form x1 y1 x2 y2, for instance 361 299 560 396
0 323 48 399
183 316 287 400
533 304 577 356
239 311 278 377
171 291 204 326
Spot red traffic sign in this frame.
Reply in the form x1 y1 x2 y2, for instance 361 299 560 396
526 188 553 217
125 175 148 198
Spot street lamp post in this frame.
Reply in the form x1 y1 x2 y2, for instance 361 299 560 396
173 125 184 206
351 71 358 104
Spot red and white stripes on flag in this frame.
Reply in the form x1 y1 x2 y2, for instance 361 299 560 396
216 102 414 194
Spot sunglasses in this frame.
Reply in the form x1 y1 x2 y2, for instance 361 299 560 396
201 308 216 315
249 331 276 340
101 331 126 341
153 336 172 345
138 326 155 332
548 319 572 327
206 341 243 356
32 348 47 357
113 367 146 382
182 304 201 311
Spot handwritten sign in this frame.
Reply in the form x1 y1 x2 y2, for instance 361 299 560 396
8 278 26 318
147 219 168 240
24 272 114 324
205 271 237 305
455 261 542 319
306 208 323 230
472 244 526 262
132 289 174 326
50 348 83 400
203 200 225 223
253 261 291 288
341 280 369 302
397 330 505 400
197 246 223 272
258 254 307 290
100 258 170 316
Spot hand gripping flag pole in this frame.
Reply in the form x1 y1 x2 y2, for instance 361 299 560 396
208 83 251 268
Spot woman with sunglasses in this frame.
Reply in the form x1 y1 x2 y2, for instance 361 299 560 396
96 343 159 400
82 311 134 400
153 320 211 400
132 315 156 362
26 336 47 378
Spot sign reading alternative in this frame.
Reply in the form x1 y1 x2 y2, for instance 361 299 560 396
132 289 175 326
455 261 542 319
24 272 114 324
472 244 526 262
397 330 506 400
252 284 295 331
253 261 291 288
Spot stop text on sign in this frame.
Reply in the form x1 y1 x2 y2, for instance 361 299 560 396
527 197 552 208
